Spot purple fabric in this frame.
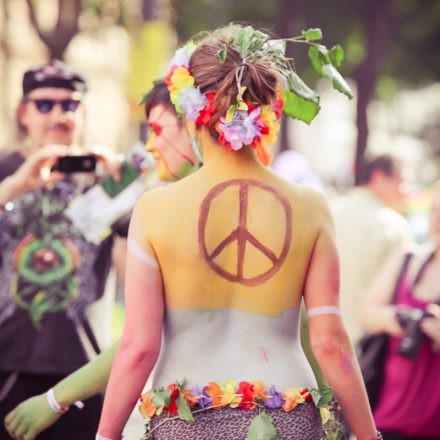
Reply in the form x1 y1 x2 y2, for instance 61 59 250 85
149 402 322 439
373 276 440 437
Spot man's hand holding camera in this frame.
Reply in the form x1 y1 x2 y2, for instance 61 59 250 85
0 144 123 214
0 145 68 211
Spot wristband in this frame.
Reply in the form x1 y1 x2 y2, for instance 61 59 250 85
96 434 124 440
46 388 69 414
371 432 383 440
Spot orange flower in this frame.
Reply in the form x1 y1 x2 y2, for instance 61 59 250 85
138 391 157 420
182 389 199 409
251 381 268 400
253 141 272 166
204 381 222 407
281 387 305 412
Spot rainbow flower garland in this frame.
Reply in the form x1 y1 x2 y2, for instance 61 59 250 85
139 380 344 439
165 42 283 166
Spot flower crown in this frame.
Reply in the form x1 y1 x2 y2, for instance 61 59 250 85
164 25 353 166
165 42 282 166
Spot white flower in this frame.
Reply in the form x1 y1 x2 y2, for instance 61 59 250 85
180 88 208 122
169 47 190 68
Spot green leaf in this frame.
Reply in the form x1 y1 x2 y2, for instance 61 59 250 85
283 89 320 124
289 71 320 104
150 388 171 408
321 64 353 99
176 393 194 422
237 26 255 57
328 45 344 67
302 28 323 41
308 45 330 77
217 43 227 64
310 388 322 407
226 104 238 122
246 412 280 440
265 39 286 55
308 45 352 99
250 29 270 51
183 40 197 57
310 386 334 408
319 386 334 407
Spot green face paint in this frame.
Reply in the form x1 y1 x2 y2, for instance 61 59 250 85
175 161 200 180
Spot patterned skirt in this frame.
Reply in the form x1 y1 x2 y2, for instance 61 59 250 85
149 401 322 439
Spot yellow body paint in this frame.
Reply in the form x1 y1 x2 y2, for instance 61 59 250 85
132 165 330 317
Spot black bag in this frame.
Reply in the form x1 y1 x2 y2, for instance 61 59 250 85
356 252 412 409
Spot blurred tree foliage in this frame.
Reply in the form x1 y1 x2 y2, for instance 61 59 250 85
171 0 440 182
21 0 440 181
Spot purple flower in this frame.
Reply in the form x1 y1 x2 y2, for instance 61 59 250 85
218 108 263 150
263 385 285 409
191 385 212 408
180 88 208 122
169 47 191 68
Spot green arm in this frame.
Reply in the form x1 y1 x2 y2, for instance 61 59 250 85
4 342 118 440
300 301 326 389
55 341 118 406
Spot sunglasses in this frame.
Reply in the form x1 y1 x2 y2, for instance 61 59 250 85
27 99 81 114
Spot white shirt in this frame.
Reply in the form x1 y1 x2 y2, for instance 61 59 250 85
331 188 410 343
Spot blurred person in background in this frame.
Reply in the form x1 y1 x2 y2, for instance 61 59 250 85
272 149 324 193
332 154 411 343
0 60 127 440
3 79 198 440
360 181 440 440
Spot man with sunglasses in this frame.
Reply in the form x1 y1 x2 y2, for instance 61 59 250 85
0 60 128 439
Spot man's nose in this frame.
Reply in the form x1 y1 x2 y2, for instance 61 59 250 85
145 134 157 152
51 103 75 122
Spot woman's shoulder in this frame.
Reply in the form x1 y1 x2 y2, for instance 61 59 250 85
133 184 177 218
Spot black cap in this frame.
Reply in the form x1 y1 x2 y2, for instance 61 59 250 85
22 59 88 96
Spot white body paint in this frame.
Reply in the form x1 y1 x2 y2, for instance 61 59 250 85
307 305 341 318
127 239 158 268
151 307 317 390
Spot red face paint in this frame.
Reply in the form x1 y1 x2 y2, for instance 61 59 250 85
198 179 292 286
148 107 195 173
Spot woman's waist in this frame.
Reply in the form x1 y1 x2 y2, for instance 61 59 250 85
151 347 317 391
163 307 302 345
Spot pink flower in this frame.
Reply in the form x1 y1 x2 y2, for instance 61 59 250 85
218 108 263 151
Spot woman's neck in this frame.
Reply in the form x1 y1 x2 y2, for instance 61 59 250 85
198 128 264 173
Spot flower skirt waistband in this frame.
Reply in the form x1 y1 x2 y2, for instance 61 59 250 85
138 380 333 421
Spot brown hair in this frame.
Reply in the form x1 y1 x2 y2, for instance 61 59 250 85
361 154 401 185
144 79 179 121
189 26 281 135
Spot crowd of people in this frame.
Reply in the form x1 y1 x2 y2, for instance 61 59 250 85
0 23 439 440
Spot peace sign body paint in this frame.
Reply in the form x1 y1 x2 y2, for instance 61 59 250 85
198 179 292 286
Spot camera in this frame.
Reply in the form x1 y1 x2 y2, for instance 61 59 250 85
52 155 97 173
396 306 433 359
